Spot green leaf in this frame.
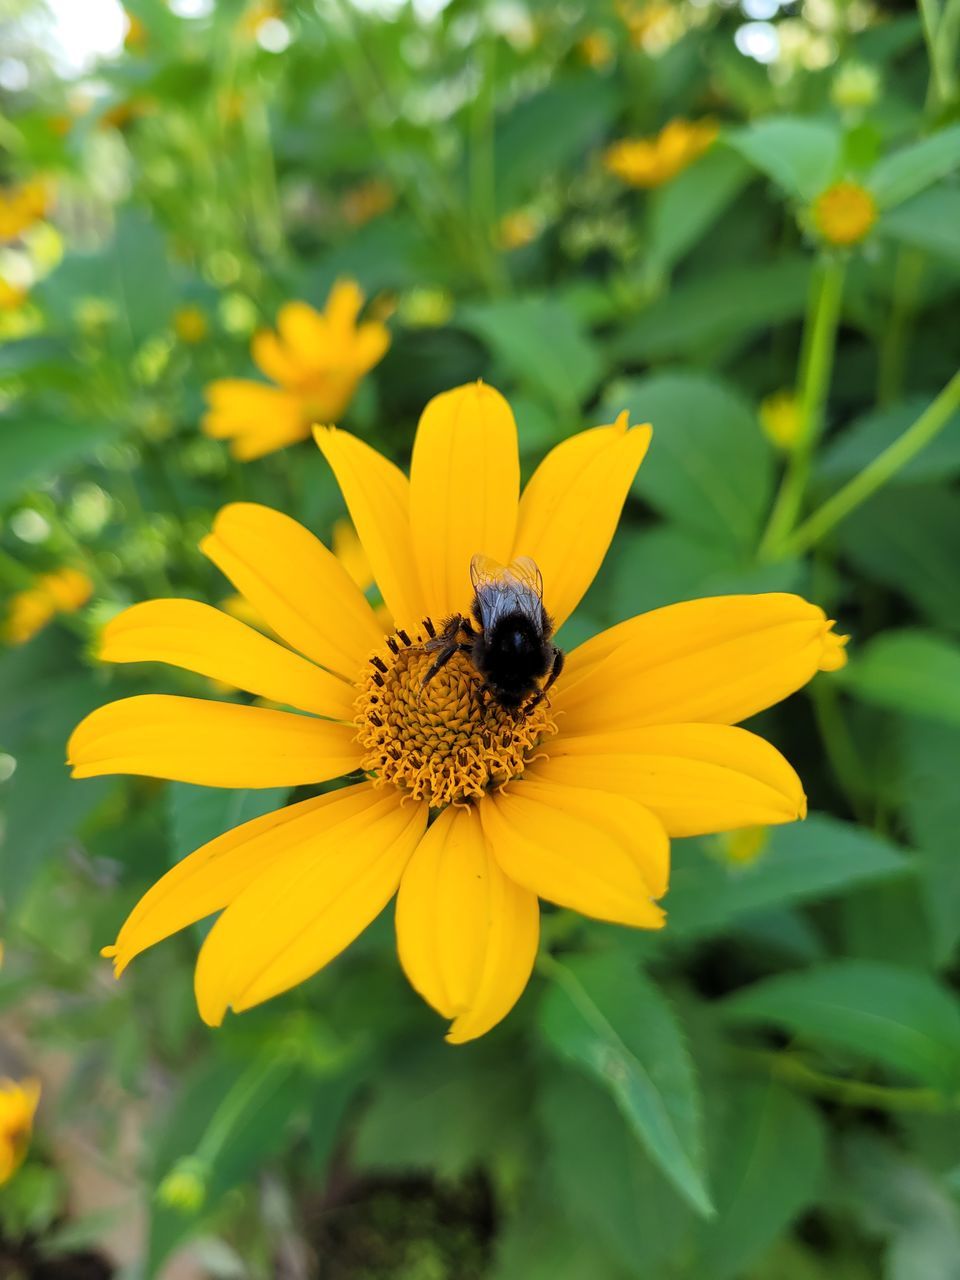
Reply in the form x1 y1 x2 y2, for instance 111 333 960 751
721 960 960 1091
494 75 619 212
726 118 842 199
536 1069 693 1275
881 188 960 265
835 487 960 635
613 257 811 363
601 524 802 620
818 397 960 485
109 206 177 346
492 1183 636 1280
0 416 125 507
693 1082 826 1280
899 716 960 965
608 371 774 550
869 124 960 209
668 814 912 942
649 147 751 270
166 783 289 864
842 1132 960 1280
538 953 713 1216
459 295 603 413
838 631 960 727
353 1039 533 1179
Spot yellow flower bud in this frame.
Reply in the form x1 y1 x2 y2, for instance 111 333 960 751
812 181 877 247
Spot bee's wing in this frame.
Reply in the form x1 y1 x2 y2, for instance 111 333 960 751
470 554 544 629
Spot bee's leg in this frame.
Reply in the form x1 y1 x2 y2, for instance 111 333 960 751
524 646 565 713
472 681 493 720
419 618 473 693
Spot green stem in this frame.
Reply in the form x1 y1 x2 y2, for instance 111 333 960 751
940 0 960 103
918 0 945 107
810 680 872 825
877 248 925 406
737 1046 950 1112
779 366 960 557
0 545 34 590
759 258 846 560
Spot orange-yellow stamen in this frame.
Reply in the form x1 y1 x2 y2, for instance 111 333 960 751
355 625 557 807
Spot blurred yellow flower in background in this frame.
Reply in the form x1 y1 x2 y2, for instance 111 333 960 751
760 389 802 449
71 382 846 1042
812 181 877 246
123 10 148 52
0 277 28 311
174 305 209 345
714 826 770 866
340 179 395 228
202 280 390 460
618 0 686 55
0 178 51 242
239 0 283 40
0 1078 40 1184
579 31 615 69
603 119 719 189
4 567 94 646
497 210 541 251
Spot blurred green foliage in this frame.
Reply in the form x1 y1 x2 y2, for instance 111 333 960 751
2 0 960 1276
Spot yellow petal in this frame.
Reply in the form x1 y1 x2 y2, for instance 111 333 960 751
513 412 651 628
409 382 520 619
532 724 806 837
331 518 374 592
203 379 303 431
558 594 847 732
324 278 364 332
352 321 391 374
100 599 356 720
275 300 328 368
104 783 380 975
202 380 308 460
479 780 667 927
200 502 382 680
194 790 427 1024
314 426 427 628
68 694 360 786
396 805 539 1044
251 328 308 388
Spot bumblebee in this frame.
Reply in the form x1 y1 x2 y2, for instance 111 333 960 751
421 554 564 713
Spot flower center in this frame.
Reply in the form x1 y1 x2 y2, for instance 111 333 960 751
355 624 558 807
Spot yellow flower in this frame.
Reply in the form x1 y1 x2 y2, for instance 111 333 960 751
497 210 541 251
174 305 209 345
340 179 395 228
70 383 847 1043
759 389 802 450
239 0 282 39
0 277 27 311
714 826 770 866
5 567 94 646
0 1078 40 1184
812 181 878 247
202 280 390 461
603 118 719 189
0 178 51 242
123 10 148 52
618 1 685 55
579 32 615 69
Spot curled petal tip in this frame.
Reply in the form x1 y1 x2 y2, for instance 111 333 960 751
820 624 850 672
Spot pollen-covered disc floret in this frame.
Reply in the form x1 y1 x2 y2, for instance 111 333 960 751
355 625 557 807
